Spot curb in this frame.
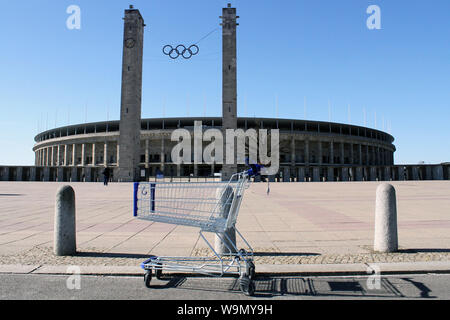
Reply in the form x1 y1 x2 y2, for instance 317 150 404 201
1 261 450 277
0 265 143 276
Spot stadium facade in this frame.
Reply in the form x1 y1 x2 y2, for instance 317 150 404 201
0 116 447 183
29 116 396 182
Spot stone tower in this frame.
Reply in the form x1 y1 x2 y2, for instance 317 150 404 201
221 3 238 181
215 4 239 255
117 6 145 182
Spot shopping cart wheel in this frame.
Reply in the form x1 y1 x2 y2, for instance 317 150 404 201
246 261 256 280
155 263 163 280
239 275 255 296
144 270 152 288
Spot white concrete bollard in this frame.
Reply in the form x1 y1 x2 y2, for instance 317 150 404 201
374 183 398 252
54 185 76 256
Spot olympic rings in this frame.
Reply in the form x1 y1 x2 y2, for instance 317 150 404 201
162 44 200 59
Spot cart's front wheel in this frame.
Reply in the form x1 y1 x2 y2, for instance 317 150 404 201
144 270 152 288
240 276 255 296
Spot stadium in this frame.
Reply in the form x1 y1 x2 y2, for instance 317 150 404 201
28 116 401 182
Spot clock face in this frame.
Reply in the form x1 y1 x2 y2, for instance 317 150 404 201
125 38 135 48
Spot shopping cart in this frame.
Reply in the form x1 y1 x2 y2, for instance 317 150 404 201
133 169 259 296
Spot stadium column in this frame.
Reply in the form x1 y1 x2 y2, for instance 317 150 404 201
59 145 63 166
72 144 76 166
371 146 376 165
64 145 68 166
104 143 108 166
366 145 370 165
330 141 334 164
118 6 145 182
350 143 354 165
359 144 362 165
340 142 345 165
305 139 310 165
81 144 85 166
377 146 381 165
290 136 295 178
377 147 380 165
370 146 377 165
56 146 59 166
161 138 165 174
92 143 96 166
116 144 120 166
56 145 60 166
375 146 379 165
221 3 238 182
318 141 323 165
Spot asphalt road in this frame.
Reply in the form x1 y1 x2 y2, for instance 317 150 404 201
1 273 449 300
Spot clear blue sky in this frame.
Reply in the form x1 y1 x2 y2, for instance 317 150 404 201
1 0 449 165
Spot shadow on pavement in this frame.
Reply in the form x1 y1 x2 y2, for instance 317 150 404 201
254 252 320 257
398 248 450 254
145 274 438 299
401 278 436 298
75 251 149 259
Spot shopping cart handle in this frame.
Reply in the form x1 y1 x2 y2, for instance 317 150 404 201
247 163 263 177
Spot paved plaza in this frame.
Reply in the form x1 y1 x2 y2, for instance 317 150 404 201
0 181 449 270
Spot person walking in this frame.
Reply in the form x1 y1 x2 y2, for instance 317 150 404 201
102 167 110 186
